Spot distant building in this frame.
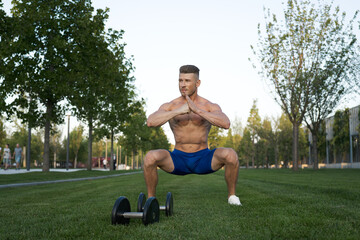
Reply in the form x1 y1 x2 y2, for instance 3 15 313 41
325 105 359 164
307 105 359 165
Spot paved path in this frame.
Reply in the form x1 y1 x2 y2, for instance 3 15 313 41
0 170 143 189
0 168 111 175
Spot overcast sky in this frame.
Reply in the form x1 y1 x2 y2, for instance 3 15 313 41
2 0 359 144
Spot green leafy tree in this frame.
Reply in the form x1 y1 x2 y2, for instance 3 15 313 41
0 117 6 148
0 1 15 118
332 109 350 162
301 3 358 169
69 125 84 168
5 0 108 171
95 29 137 171
239 127 252 168
121 104 152 167
148 127 171 150
251 0 358 170
258 117 273 168
208 126 225 149
246 99 261 168
278 113 293 168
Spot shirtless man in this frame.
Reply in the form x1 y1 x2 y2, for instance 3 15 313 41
144 65 241 205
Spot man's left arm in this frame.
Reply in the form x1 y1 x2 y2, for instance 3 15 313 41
186 95 230 129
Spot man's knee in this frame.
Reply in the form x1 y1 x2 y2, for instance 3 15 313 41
224 148 239 166
144 150 158 168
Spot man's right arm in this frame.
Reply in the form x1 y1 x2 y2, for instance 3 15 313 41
147 102 188 127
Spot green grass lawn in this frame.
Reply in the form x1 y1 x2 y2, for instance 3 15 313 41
0 169 140 185
0 169 359 240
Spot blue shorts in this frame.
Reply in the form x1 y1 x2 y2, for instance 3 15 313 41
15 156 21 163
168 148 216 175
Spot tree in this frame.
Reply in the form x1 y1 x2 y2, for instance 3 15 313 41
67 8 135 171
302 3 358 169
0 117 6 148
278 113 293 168
4 0 107 171
95 29 137 171
332 109 350 163
258 117 274 168
148 127 171 150
246 99 261 168
0 1 14 118
208 126 225 149
239 127 252 168
69 125 84 168
251 0 358 170
121 104 151 168
271 116 281 168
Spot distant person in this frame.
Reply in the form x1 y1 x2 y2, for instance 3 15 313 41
144 65 241 206
13 144 23 170
103 159 108 169
2 144 11 170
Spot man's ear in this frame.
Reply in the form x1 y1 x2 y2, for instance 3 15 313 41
196 79 201 88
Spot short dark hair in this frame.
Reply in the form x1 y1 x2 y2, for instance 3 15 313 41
179 65 200 78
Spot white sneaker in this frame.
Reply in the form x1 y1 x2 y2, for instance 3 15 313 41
228 195 242 206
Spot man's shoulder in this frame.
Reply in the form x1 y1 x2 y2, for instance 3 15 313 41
197 96 220 110
162 97 184 109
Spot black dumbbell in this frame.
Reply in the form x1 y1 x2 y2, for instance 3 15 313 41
111 196 160 226
137 192 173 217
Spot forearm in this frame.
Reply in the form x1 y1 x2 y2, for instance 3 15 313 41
196 109 230 129
147 110 180 127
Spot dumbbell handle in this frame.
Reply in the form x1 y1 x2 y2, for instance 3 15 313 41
141 205 165 211
118 212 143 219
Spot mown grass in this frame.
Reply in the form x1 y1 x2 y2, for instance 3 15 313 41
0 169 140 185
0 169 359 240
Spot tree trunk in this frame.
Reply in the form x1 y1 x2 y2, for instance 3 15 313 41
87 117 93 170
275 141 279 169
292 121 299 171
251 143 255 168
110 128 114 171
74 154 78 169
42 102 52 172
312 133 319 170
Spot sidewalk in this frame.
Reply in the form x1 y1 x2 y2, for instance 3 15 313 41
0 168 109 175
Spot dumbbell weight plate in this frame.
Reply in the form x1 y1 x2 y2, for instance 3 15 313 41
142 197 160 225
137 192 146 212
165 192 173 217
111 196 131 225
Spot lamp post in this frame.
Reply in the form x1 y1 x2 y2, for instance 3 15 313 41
66 114 70 170
27 96 32 171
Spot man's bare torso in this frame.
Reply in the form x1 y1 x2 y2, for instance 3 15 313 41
167 96 212 152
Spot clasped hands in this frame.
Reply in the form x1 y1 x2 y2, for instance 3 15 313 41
179 95 199 115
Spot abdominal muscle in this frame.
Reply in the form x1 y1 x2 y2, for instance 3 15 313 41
169 114 211 153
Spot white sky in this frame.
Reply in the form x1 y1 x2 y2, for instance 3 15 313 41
2 0 360 144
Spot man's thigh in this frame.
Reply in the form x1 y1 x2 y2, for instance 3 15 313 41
211 147 232 171
149 149 174 173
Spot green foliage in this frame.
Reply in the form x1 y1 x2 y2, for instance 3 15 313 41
278 113 293 167
252 0 359 170
332 108 350 162
0 117 7 148
148 127 171 151
246 99 261 167
239 127 252 167
208 126 225 149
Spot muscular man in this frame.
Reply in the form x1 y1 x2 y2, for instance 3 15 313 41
144 65 241 205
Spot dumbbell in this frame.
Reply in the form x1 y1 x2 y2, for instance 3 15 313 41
137 192 173 217
111 196 160 226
